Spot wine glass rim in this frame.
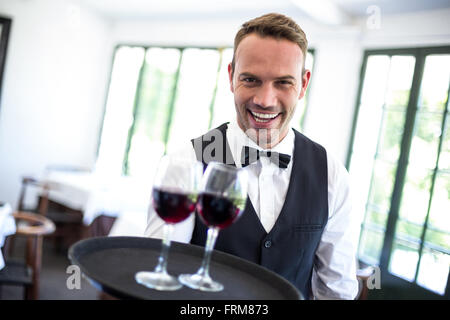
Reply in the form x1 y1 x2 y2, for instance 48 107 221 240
152 186 194 194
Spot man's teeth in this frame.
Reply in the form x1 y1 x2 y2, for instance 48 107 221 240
250 111 279 122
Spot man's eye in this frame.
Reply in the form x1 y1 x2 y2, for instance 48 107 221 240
243 78 256 83
278 80 293 86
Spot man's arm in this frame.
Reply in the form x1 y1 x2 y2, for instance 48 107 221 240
311 152 362 300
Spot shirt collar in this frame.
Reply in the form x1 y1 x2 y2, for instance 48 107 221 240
227 119 295 168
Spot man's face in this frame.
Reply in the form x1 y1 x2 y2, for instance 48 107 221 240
228 34 310 148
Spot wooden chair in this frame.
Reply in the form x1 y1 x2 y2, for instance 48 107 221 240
16 176 84 252
0 211 55 299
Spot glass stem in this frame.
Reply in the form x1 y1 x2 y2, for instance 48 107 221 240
197 227 219 279
154 223 173 274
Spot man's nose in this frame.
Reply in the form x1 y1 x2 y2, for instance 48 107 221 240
253 83 277 108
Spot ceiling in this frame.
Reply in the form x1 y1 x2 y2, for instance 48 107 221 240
78 0 450 25
79 0 300 20
334 0 450 16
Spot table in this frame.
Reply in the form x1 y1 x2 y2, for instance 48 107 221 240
0 202 16 270
68 236 301 300
42 170 150 236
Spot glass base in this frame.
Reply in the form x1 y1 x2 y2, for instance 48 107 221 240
178 273 224 292
135 271 182 291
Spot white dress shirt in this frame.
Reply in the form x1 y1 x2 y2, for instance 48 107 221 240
145 120 361 300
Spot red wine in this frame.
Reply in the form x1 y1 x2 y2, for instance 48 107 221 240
197 193 243 229
152 188 196 223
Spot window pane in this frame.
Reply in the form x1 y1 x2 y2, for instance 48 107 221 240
349 56 391 210
417 247 449 295
385 56 416 108
366 206 388 227
350 102 383 165
409 111 444 169
126 48 181 177
305 50 314 72
166 49 220 153
428 172 450 233
424 228 450 252
389 239 420 282
210 48 234 128
438 115 450 170
368 160 398 212
349 152 376 221
358 227 384 264
394 219 424 243
96 46 145 176
377 110 406 162
398 166 433 225
419 54 450 112
360 55 390 106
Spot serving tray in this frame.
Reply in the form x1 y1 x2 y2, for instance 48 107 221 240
68 236 301 300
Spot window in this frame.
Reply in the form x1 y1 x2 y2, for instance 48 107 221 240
347 47 450 297
96 46 314 179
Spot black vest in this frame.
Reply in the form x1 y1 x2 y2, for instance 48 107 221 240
190 123 328 299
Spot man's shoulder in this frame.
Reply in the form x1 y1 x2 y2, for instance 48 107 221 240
291 129 348 176
191 122 229 143
292 128 327 154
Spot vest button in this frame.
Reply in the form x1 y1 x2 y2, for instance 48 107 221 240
264 240 272 248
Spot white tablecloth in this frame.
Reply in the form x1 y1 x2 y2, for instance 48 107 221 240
0 203 16 270
42 171 150 235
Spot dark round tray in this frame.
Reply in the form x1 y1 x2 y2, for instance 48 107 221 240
68 236 301 300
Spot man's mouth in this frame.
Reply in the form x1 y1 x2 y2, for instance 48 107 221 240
248 110 281 123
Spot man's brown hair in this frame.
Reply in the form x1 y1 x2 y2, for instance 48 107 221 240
231 13 308 77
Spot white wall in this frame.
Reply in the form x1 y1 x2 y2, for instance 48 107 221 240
360 8 450 48
112 18 238 48
0 0 113 206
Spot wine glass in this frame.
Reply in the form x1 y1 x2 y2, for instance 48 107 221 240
135 155 203 291
178 162 248 292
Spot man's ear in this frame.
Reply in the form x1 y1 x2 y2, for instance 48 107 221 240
228 63 234 93
298 69 311 100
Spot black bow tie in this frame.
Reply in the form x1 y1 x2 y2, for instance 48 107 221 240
241 146 291 169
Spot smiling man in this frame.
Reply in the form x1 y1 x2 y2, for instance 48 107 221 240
145 13 360 300
230 30 310 149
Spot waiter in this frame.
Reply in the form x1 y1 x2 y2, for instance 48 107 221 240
145 13 361 300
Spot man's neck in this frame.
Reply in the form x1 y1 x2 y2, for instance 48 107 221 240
236 123 289 150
